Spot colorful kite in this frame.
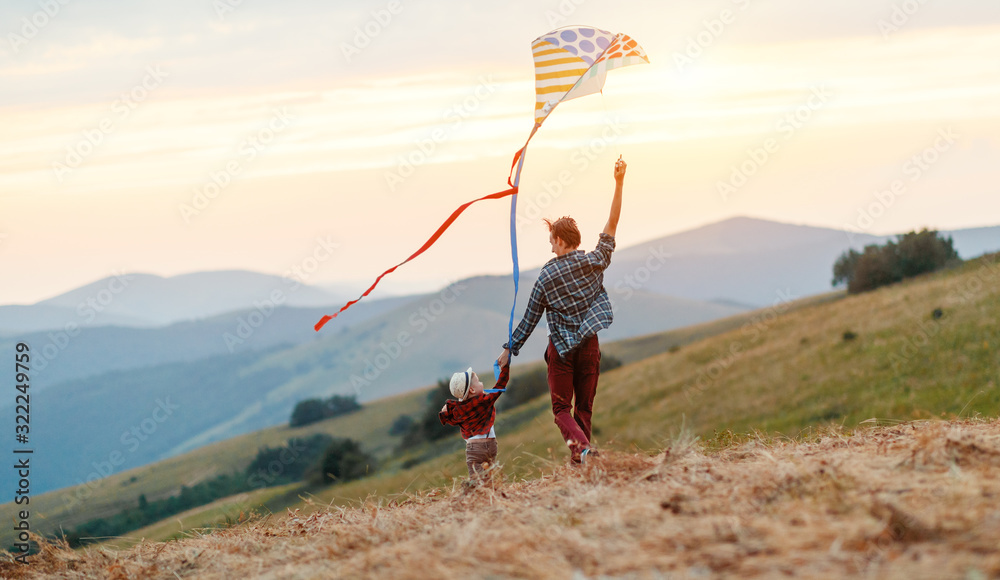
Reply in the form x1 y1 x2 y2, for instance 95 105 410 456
314 26 648 335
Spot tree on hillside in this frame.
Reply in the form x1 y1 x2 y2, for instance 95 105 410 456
600 353 623 373
417 379 455 441
397 378 456 450
308 438 376 485
895 229 960 278
832 229 960 294
289 399 326 427
850 244 898 294
245 433 334 487
388 414 415 436
325 394 363 417
497 367 547 411
832 249 861 288
289 394 362 427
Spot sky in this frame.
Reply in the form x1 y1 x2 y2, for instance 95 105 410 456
2 0 999 305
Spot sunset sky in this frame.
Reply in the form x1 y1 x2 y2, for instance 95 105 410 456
2 0 999 305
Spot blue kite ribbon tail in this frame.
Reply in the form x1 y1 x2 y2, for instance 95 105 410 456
491 125 538 394
483 360 507 393
485 359 502 392
486 194 517 396
507 187 519 354
485 361 504 393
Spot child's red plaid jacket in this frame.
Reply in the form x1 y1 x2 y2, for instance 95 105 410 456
438 362 510 439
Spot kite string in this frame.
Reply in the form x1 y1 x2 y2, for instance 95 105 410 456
599 89 621 159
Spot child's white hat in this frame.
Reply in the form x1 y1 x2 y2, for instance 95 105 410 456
449 367 474 401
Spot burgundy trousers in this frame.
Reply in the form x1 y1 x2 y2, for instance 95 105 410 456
545 335 600 459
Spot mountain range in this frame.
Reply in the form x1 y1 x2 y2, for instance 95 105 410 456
5 217 995 338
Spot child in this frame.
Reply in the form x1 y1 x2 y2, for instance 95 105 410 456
439 359 510 478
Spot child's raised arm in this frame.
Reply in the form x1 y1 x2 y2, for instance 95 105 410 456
493 358 511 391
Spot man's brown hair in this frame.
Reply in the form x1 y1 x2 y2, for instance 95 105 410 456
543 216 581 249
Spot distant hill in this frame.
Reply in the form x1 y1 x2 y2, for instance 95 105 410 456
0 295 416 390
5 218 993 335
0 304 155 335
0 270 347 334
945 225 1000 258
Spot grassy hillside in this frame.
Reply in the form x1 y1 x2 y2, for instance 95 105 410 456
5 254 997 553
599 254 998 445
276 253 999 523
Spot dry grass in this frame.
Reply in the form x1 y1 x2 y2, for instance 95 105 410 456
6 418 1000 579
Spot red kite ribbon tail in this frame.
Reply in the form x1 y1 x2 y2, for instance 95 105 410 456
314 184 519 331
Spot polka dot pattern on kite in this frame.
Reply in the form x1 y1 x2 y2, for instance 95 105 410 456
541 26 615 66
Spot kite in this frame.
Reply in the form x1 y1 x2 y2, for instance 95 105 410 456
314 26 649 343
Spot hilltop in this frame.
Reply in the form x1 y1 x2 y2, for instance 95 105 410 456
6 419 1000 578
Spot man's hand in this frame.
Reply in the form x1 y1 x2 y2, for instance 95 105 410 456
497 348 510 368
603 157 625 237
614 156 627 183
440 404 447 413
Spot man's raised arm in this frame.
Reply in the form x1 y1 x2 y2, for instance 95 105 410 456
603 157 626 238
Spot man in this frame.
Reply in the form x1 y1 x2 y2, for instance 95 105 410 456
497 157 626 463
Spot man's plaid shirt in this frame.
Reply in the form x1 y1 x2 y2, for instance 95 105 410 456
438 362 510 439
506 233 616 358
